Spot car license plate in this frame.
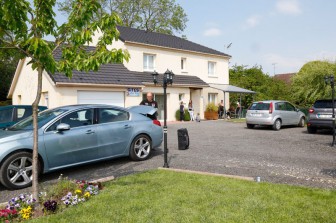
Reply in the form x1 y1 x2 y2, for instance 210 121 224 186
251 113 262 117
318 114 332 118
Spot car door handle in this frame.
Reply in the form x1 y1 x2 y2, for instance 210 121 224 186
86 130 95 134
124 125 131 129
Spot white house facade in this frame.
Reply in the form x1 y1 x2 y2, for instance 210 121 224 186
8 26 231 121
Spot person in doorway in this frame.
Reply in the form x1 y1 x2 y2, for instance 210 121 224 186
140 92 158 108
188 99 194 121
218 100 224 119
180 101 184 122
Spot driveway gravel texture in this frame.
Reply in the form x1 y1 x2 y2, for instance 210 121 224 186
1 120 336 202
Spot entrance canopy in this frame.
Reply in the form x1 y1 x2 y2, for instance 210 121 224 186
209 84 256 119
209 84 256 94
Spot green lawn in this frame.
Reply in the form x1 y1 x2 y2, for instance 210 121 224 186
30 170 336 223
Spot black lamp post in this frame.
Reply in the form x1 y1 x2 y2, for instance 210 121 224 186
152 69 174 168
324 75 335 147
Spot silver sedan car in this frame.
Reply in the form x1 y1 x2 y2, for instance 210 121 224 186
0 104 163 189
246 100 305 130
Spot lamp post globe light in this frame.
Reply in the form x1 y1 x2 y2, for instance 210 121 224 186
152 69 174 168
324 75 335 147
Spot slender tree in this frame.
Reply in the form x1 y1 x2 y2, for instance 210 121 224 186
0 0 129 201
58 0 188 34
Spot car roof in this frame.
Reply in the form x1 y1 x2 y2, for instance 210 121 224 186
52 104 127 111
252 100 287 103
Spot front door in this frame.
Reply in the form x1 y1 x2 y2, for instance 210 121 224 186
155 94 164 120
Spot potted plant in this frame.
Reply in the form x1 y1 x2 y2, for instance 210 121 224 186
204 102 218 120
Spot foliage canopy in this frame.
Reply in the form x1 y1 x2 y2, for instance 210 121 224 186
58 0 188 35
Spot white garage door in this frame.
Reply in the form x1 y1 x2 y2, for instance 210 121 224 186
77 91 125 107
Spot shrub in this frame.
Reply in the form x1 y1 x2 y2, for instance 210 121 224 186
205 102 218 112
175 109 191 121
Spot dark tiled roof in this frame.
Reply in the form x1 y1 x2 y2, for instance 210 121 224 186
49 45 209 87
117 26 230 57
50 63 144 86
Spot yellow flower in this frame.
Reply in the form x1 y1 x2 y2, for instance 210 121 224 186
75 189 82 195
84 192 91 198
19 206 32 219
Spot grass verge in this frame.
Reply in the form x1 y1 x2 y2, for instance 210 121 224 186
30 169 336 223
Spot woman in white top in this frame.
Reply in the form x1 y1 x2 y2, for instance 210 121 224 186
188 99 194 121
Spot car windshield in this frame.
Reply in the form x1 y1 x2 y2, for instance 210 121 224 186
249 102 270 110
314 100 336 108
7 108 67 131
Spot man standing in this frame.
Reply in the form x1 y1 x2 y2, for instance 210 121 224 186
140 92 158 108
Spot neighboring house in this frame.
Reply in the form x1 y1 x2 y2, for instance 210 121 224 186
274 73 296 85
8 26 231 121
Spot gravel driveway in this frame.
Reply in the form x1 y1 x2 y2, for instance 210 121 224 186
1 120 336 203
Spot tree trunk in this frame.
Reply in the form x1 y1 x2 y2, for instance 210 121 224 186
32 67 43 202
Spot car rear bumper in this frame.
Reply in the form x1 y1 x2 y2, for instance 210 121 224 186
246 116 274 125
307 119 333 129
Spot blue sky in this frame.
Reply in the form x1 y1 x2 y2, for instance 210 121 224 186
176 0 336 75
52 0 336 75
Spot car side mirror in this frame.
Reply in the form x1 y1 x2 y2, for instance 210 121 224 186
296 108 300 112
56 123 70 132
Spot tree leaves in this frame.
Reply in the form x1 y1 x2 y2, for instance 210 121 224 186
229 65 292 108
58 0 188 35
291 61 336 107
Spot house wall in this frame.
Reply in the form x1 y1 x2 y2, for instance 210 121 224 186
11 59 57 107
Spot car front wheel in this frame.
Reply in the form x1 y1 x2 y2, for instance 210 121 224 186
272 119 281 131
0 152 34 189
129 134 152 161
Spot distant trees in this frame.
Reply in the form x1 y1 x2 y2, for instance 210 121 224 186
291 61 336 107
229 65 291 108
230 61 336 109
0 39 23 103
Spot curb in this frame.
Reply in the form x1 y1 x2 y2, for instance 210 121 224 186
158 167 254 181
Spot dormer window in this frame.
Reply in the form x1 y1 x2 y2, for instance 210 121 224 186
143 54 155 71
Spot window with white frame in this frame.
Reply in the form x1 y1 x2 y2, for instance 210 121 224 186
143 54 155 71
181 58 187 71
208 61 216 76
208 93 217 104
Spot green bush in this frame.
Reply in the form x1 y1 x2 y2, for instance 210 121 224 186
205 102 218 112
175 109 191 121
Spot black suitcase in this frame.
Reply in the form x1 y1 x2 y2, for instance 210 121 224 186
177 128 189 150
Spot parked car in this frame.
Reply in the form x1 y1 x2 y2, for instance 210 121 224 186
0 105 47 129
307 99 335 133
246 100 305 130
0 104 163 189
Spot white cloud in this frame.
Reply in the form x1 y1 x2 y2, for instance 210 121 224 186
263 53 305 74
203 28 222 37
276 0 302 15
245 15 262 28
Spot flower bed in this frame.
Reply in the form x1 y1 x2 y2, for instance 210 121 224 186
0 176 103 222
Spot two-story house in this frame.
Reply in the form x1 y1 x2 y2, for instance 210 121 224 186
8 26 231 121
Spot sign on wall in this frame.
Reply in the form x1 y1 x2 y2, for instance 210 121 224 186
127 88 141 97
